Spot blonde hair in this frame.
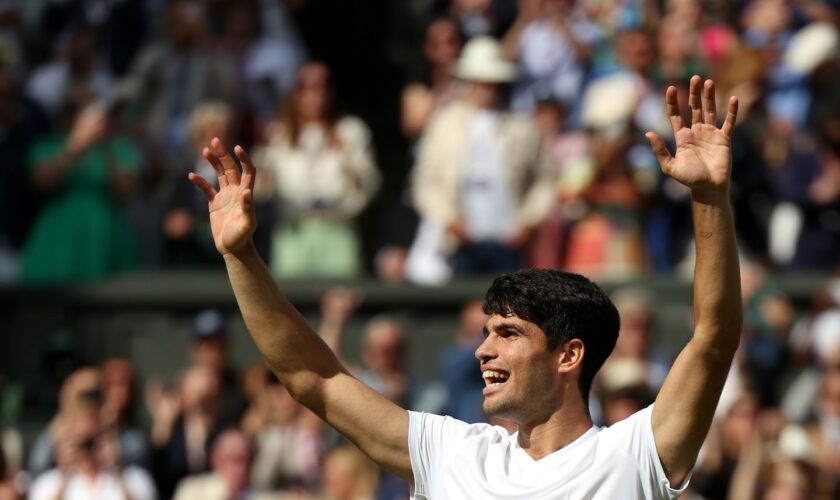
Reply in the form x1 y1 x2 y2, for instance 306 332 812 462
189 100 232 147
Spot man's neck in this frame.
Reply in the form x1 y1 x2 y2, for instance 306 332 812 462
516 403 593 461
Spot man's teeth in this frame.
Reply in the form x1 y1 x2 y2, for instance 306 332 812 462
482 370 509 385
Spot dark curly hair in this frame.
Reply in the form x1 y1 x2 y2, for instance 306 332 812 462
483 269 620 402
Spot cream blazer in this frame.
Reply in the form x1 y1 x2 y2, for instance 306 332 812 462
412 101 555 231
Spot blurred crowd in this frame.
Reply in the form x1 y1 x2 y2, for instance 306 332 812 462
3 272 840 499
1 0 840 498
0 0 837 285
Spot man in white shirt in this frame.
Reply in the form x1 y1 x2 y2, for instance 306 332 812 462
189 75 741 499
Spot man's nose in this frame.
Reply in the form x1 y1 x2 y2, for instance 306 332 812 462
475 335 494 363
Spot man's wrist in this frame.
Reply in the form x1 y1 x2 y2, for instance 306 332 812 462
222 241 258 262
690 187 730 205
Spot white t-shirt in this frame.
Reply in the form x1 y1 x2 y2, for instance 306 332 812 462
28 466 157 500
408 405 689 499
460 110 517 242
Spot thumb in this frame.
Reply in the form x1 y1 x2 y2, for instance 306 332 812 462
645 132 673 173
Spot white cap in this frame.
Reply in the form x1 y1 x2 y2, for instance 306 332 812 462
784 23 839 75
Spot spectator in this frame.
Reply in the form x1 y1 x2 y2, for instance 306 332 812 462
438 299 488 423
25 24 112 120
595 359 654 426
503 0 597 114
188 309 248 426
28 367 103 476
0 63 48 283
320 445 379 500
254 61 380 278
28 407 156 500
241 376 322 493
115 0 233 159
173 429 272 500
162 101 233 267
146 364 225 500
409 36 554 278
99 358 151 470
19 94 141 284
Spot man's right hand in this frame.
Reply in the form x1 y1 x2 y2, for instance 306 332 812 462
188 138 257 256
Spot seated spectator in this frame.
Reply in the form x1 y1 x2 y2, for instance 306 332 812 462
28 407 156 500
173 430 272 500
254 61 380 278
241 376 322 493
19 91 141 284
146 364 225 500
437 299 488 423
100 357 151 470
595 359 654 426
28 367 103 476
320 445 379 500
188 309 248 426
408 37 554 279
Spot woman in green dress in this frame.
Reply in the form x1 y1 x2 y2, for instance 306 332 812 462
20 95 141 284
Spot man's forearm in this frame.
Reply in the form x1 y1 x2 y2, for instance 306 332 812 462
223 243 347 397
690 189 742 355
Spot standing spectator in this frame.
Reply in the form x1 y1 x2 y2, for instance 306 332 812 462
162 101 233 267
254 61 380 278
19 95 141 284
173 430 271 500
410 36 554 277
28 408 156 500
25 24 112 120
503 0 598 114
0 63 48 283
115 0 233 159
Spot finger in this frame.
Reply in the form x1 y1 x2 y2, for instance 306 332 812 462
721 96 739 137
645 131 673 173
210 137 241 186
203 147 228 188
689 75 703 126
702 79 716 125
665 86 683 133
234 145 257 190
239 188 253 215
188 172 217 201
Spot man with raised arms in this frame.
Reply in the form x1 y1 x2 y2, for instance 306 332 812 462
189 75 741 499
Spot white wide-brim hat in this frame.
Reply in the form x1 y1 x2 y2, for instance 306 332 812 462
784 22 839 75
452 36 517 84
581 73 641 129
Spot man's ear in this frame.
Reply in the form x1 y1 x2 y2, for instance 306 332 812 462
557 339 585 374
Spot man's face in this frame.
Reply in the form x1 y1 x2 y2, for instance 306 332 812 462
475 314 562 424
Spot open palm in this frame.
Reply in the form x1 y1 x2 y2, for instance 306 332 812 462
646 76 739 193
189 138 257 256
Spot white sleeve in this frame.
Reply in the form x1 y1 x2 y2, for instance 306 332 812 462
408 411 477 499
27 470 60 500
602 404 691 499
122 466 158 500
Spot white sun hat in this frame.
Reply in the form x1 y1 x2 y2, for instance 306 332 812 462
452 36 518 83
784 23 839 75
581 72 641 130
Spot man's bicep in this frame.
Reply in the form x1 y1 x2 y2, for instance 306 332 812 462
312 372 413 481
652 334 733 486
